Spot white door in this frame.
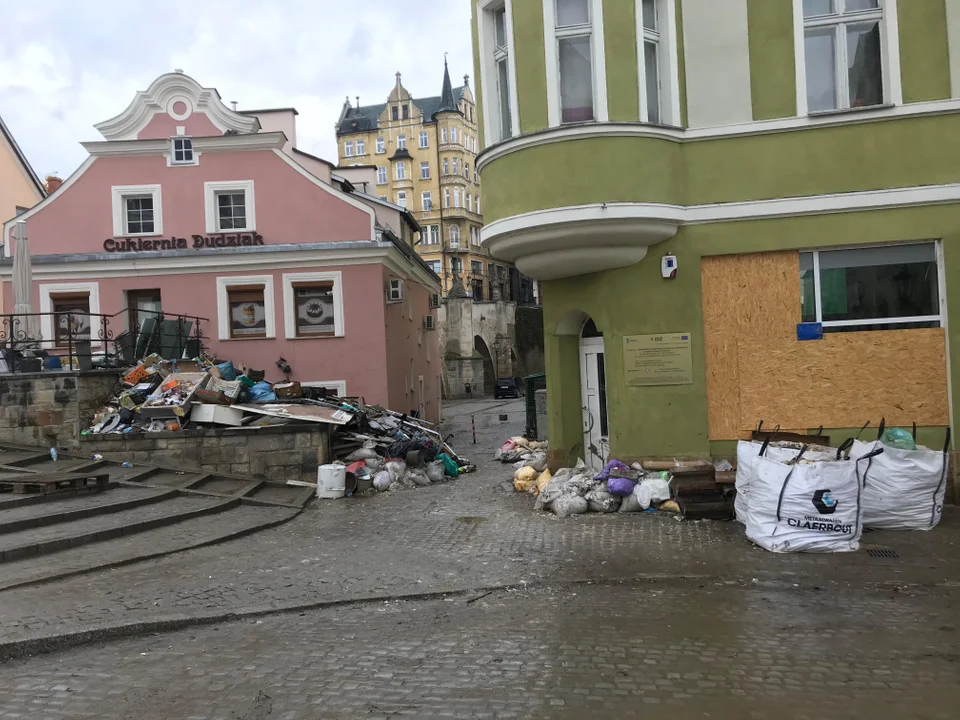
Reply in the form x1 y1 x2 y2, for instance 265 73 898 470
579 337 608 470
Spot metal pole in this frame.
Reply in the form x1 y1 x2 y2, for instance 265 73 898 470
472 414 476 445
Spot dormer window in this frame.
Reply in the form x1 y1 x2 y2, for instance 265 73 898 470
171 137 194 165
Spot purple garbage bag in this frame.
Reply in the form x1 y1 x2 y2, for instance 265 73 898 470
607 476 636 497
593 459 629 482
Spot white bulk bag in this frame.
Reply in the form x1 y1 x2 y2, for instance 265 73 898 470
852 431 950 531
745 444 882 553
735 439 834 525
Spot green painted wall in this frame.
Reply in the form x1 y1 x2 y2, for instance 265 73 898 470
898 0 952 104
746 0 796 120
511 0 549 134
603 0 641 122
481 112 960 223
543 204 960 465
674 0 688 128
472 3 486 149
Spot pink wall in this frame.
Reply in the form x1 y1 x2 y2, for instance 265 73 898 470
383 266 440 424
137 111 221 140
16 150 371 256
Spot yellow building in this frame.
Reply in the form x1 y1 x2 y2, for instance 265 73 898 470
337 63 516 300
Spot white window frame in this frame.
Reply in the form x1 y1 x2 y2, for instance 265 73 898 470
479 0 521 144
443 158 449 175
451 127 457 144
301 380 348 396
396 162 406 180
425 225 440 245
453 158 459 175
476 196 481 214
543 0 608 127
430 260 442 274
397 191 407 208
397 134 407 150
468 194 473 212
377 166 387 185
204 180 256 233
419 131 429 148
170 136 196 166
422 191 433 211
112 184 162 237
800 241 942 330
793 0 901 117
442 127 448 144
635 0 681 126
344 140 354 157
444 188 451 208
38 281 101 351
376 137 385 154
421 161 431 179
356 139 365 155
454 188 461 208
216 274 276 341
450 224 461 247
282 271 345 339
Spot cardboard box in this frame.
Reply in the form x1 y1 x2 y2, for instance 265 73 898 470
274 381 302 399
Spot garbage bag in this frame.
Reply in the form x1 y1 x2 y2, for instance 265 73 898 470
619 492 642 512
526 451 548 473
635 478 671 510
535 477 569 511
425 461 446 484
585 489 621 513
384 460 407 484
373 471 392 491
659 500 680 513
549 494 589 517
853 435 949 530
514 465 538 492
880 428 918 451
406 468 431 486
594 459 629 482
248 381 277 402
745 446 882 553
216 361 237 381
345 447 379 462
607 476 636 497
534 468 553 496
437 453 459 478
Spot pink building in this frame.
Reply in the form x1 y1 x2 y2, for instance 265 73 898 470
1 72 442 423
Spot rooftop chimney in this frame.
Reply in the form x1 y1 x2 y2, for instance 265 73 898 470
44 175 63 194
231 101 238 111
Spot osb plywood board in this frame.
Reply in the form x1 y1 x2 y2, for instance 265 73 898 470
702 251 948 440
737 329 949 431
702 251 799 440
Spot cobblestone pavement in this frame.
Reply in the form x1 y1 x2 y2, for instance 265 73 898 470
2 399 957 644
0 399 959 717
1 582 958 719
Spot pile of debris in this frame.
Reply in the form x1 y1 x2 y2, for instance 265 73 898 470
326 406 473 495
501 438 734 519
86 356 353 435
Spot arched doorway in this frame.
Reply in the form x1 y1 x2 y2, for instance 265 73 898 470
474 335 496 396
579 318 608 470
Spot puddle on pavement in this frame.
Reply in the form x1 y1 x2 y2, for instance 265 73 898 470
457 516 488 526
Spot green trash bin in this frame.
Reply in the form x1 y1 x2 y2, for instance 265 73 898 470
523 373 546 439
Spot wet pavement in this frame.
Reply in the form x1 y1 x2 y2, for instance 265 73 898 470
0 397 958 718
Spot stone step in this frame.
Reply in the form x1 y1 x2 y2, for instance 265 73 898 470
0 503 299 591
0 486 175 535
0 495 235 563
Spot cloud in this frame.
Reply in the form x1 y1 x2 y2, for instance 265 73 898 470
0 0 475 178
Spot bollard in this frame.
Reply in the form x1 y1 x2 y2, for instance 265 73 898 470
472 415 477 444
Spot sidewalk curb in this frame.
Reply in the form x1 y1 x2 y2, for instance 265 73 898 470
0 508 300 593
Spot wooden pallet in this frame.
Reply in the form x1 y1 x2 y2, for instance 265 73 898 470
0 472 110 496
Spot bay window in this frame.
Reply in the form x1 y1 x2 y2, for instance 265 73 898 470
556 0 595 123
800 0 887 113
480 1 517 144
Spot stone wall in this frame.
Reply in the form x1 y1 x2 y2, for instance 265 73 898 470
0 371 118 450
439 297 518 398
81 425 331 485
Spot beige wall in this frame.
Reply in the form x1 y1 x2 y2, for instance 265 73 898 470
0 131 42 224
246 110 297 154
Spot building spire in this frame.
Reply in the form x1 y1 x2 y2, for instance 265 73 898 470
438 54 457 114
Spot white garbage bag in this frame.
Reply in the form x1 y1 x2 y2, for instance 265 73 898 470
745 444 882 553
853 431 950 531
550 494 588 517
635 478 671 510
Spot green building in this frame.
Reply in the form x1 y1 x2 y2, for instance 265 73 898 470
472 0 960 483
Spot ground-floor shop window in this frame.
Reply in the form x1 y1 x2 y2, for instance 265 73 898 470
51 293 91 345
799 242 941 332
227 287 268 339
281 272 344 339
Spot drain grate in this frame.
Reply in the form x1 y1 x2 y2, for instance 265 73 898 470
866 547 900 559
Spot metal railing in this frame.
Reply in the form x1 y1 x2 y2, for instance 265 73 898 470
0 308 209 373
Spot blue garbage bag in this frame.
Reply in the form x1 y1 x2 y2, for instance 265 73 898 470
248 381 277 402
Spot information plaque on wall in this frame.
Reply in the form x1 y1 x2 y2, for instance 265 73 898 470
623 333 694 386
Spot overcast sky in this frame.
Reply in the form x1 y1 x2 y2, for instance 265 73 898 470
1 0 475 180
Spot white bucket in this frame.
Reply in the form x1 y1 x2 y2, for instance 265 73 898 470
317 464 346 499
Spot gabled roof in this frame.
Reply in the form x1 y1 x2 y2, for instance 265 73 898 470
336 86 465 136
0 114 45 197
